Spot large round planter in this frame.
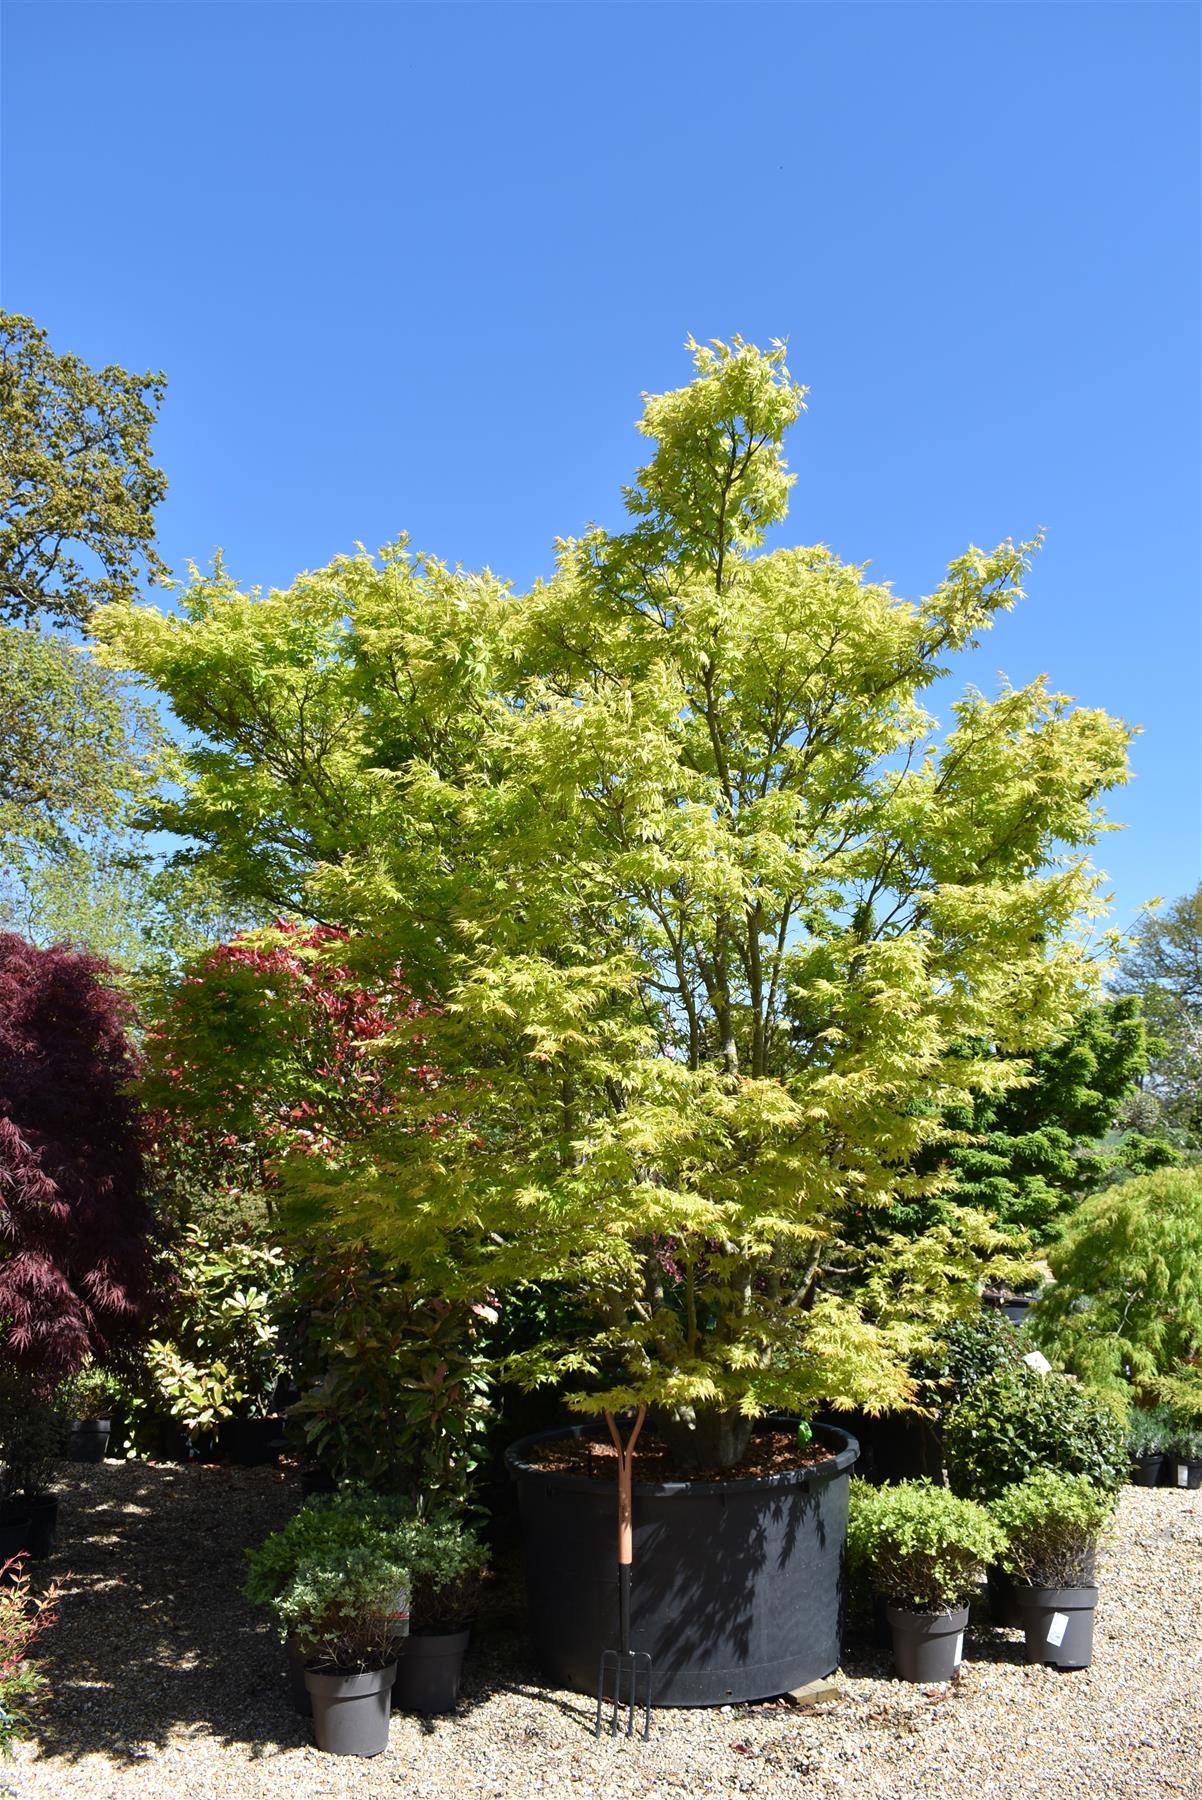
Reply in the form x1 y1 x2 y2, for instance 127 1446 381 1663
1015 1584 1098 1670
1164 1457 1202 1491
506 1419 859 1707
885 1602 969 1683
68 1417 110 1463
304 1663 396 1757
393 1629 470 1713
1130 1454 1164 1488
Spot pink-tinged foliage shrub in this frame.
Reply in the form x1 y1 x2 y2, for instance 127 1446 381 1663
0 934 153 1378
144 922 444 1188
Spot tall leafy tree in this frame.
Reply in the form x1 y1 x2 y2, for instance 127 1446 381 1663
1114 885 1202 1138
0 934 154 1377
97 338 1132 1466
0 312 166 628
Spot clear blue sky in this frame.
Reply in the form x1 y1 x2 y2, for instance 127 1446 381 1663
3 1 1199 935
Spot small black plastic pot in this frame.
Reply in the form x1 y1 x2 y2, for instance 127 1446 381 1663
68 1417 111 1463
1015 1584 1097 1669
1164 1457 1202 1491
219 1416 283 1467
393 1629 470 1714
885 1603 969 1682
305 1663 396 1756
1130 1454 1164 1488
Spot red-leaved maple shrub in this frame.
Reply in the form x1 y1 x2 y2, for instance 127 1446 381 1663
0 934 154 1378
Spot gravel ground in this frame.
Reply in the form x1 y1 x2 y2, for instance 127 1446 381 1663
6 1461 1201 1800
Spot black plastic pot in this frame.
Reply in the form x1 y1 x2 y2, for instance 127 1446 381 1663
1015 1584 1098 1669
0 1506 32 1575
219 1416 283 1467
986 1564 1022 1629
1165 1457 1202 1491
300 1465 338 1498
506 1419 859 1707
837 1410 941 1486
1130 1454 1164 1488
393 1629 470 1713
68 1417 111 1463
886 1602 969 1682
21 1494 58 1560
156 1422 218 1463
305 1663 396 1756
285 1636 311 1716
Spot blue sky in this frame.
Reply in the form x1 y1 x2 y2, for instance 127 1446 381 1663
3 1 1199 936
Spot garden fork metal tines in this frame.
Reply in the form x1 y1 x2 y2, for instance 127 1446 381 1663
595 1404 653 1739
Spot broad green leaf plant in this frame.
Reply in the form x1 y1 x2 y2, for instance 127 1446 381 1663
98 338 1133 1468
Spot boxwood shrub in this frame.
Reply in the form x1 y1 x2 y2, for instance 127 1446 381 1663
943 1366 1127 1501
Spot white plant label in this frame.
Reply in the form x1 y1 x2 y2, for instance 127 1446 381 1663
953 1632 964 1667
1022 1350 1052 1375
1046 1612 1070 1647
1178 1463 1189 1487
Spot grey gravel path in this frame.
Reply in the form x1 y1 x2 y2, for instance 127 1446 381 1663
7 1461 1201 1800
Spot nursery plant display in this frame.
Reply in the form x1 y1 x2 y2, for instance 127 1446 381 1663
100 338 1132 1704
990 1469 1116 1669
846 1478 1001 1681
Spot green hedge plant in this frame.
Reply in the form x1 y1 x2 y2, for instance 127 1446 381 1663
944 1366 1128 1502
990 1470 1116 1588
846 1478 1002 1613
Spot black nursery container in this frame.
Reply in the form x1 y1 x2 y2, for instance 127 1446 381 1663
67 1418 110 1462
506 1420 859 1707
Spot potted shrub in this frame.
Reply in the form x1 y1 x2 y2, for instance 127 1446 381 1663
391 1513 487 1714
275 1542 409 1756
105 338 1133 1706
944 1365 1129 1503
59 1365 122 1463
0 1555 58 1750
944 1363 1126 1627
0 1371 65 1560
990 1469 1116 1669
245 1487 416 1717
247 1495 411 1758
1164 1420 1202 1490
846 1479 1002 1681
1127 1403 1173 1488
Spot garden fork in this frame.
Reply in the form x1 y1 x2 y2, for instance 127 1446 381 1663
594 1404 653 1739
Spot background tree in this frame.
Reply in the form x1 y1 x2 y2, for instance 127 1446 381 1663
899 998 1175 1243
1030 1166 1202 1399
1114 885 1202 1140
97 338 1133 1467
0 934 154 1377
0 312 166 628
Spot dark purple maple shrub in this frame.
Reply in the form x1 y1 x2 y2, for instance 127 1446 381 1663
0 934 154 1379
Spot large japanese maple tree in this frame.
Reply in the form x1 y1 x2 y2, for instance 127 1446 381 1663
0 934 153 1377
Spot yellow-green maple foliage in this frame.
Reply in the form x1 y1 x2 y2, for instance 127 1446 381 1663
98 339 1131 1462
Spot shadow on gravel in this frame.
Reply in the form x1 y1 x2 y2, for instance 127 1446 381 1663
32 1461 306 1764
33 1462 537 1766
